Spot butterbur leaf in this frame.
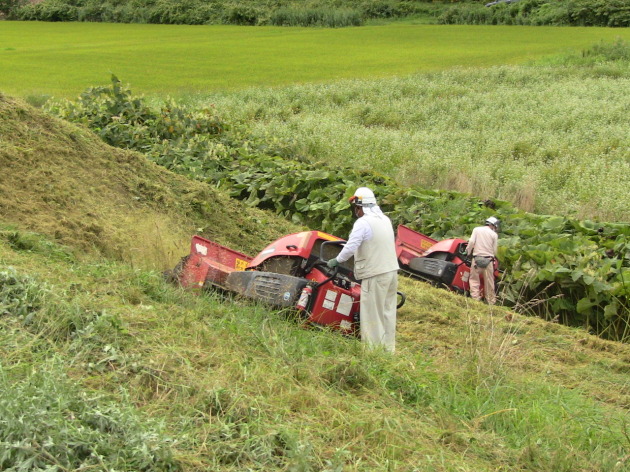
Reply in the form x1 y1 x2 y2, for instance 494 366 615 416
571 270 584 282
603 301 619 320
542 216 567 232
576 297 596 314
550 297 572 311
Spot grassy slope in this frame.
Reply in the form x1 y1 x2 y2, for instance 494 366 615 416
0 94 299 268
1 96 629 470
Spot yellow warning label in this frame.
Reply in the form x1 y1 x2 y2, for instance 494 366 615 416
421 239 434 250
317 231 340 241
235 258 248 271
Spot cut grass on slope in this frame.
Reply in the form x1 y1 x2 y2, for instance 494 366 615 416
0 94 301 269
1 228 628 471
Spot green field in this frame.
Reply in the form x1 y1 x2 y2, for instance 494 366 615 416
2 21 630 98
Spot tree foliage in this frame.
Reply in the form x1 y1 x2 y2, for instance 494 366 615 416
6 0 629 27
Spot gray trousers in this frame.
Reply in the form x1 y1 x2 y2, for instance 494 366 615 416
360 270 398 353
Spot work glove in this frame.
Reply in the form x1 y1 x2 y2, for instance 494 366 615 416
327 258 339 269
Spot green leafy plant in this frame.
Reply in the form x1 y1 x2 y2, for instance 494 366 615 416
0 267 47 320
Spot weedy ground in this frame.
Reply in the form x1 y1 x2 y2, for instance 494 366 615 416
194 57 630 222
0 94 628 471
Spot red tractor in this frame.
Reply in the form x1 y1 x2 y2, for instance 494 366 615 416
170 225 498 333
395 224 499 298
171 230 401 335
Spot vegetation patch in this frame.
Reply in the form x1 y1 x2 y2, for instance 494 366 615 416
7 0 447 26
0 94 300 268
6 0 629 27
1 228 629 471
1 89 629 470
440 0 630 27
42 75 630 342
0 360 178 471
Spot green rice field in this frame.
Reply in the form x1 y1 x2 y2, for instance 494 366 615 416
1 21 630 98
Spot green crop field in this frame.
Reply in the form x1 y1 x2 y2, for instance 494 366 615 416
1 21 630 99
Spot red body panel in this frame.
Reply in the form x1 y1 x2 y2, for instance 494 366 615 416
248 231 343 269
302 267 361 336
248 231 360 335
424 238 465 257
395 224 437 266
178 235 253 291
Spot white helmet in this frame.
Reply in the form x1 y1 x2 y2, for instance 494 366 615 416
485 216 500 229
349 187 377 207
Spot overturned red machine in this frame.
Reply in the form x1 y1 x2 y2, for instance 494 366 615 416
171 225 498 333
173 230 370 335
396 224 499 296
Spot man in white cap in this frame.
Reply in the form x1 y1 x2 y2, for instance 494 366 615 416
466 216 500 305
327 187 400 353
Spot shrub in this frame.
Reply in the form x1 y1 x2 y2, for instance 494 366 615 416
222 4 263 25
567 0 630 27
360 0 415 19
439 0 630 26
0 0 24 17
270 7 363 27
18 0 79 21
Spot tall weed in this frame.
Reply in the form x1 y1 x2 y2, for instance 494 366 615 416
270 7 363 27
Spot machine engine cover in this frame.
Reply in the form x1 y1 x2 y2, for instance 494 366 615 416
223 271 309 308
409 257 458 285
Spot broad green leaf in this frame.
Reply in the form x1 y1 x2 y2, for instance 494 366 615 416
542 216 567 232
603 301 619 320
576 297 596 314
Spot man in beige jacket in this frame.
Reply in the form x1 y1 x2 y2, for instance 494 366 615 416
466 217 500 305
327 187 400 352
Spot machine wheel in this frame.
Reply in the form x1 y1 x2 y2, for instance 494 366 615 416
397 291 406 309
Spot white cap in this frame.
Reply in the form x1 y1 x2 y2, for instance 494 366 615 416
349 187 377 207
485 216 500 228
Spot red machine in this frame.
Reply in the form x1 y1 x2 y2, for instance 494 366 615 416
171 231 402 335
171 225 498 333
395 224 499 297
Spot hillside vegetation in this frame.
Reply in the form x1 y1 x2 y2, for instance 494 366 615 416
198 45 630 223
0 94 298 268
1 94 629 471
41 44 630 342
6 0 629 27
